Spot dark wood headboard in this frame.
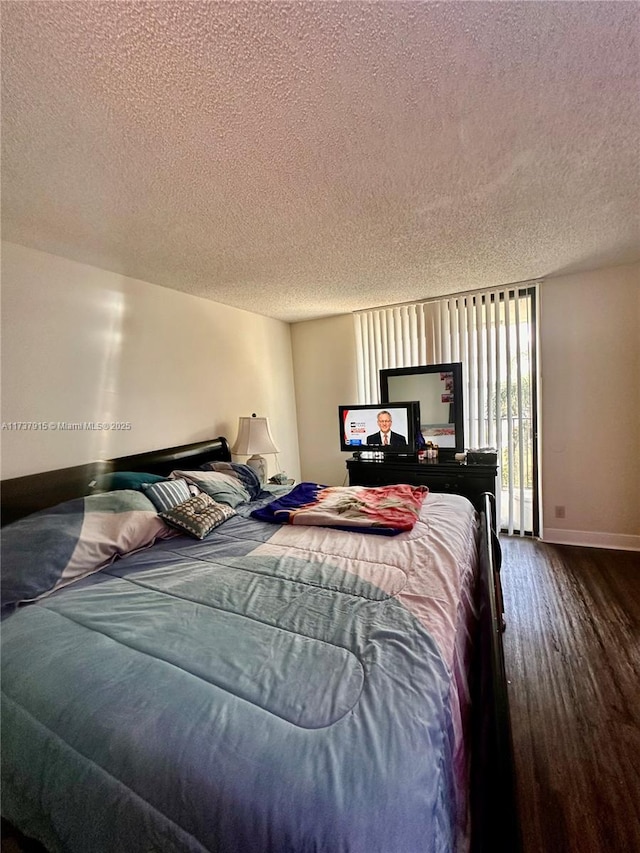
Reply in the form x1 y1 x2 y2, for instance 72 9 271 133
1 436 231 526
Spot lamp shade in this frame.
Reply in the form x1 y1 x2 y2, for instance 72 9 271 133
231 416 279 456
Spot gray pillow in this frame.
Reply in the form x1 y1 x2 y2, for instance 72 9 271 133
200 461 262 499
169 470 251 507
142 478 192 512
1 491 173 610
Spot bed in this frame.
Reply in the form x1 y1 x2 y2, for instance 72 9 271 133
0 437 518 853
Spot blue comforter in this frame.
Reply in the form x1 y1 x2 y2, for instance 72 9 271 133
1 497 477 853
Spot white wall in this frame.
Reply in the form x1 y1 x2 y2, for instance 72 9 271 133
291 314 358 486
291 262 640 549
538 262 640 549
1 242 300 482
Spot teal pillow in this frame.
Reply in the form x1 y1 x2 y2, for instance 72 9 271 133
89 471 166 493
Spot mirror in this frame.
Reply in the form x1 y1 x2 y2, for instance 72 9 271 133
379 363 464 457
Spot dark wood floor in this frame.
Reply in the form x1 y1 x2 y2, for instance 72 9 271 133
500 536 640 853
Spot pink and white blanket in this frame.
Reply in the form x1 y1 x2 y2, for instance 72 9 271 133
251 481 429 534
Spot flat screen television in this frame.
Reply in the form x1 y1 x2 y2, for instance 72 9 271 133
379 362 464 459
338 402 419 453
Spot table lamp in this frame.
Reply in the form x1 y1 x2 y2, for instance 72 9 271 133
231 414 279 484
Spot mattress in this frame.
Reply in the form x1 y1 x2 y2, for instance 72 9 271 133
1 491 479 853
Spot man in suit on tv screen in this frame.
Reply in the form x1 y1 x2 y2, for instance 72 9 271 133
366 410 406 447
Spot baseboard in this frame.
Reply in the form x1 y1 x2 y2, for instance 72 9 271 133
541 528 640 552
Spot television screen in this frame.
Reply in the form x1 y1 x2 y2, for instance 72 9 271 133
338 403 419 453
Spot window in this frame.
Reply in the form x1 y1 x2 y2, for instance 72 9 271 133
354 285 539 534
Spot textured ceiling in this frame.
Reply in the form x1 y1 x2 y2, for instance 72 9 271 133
2 1 639 323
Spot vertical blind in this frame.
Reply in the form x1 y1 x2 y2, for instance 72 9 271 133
354 285 538 534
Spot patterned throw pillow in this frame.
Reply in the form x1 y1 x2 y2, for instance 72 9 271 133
141 478 192 512
159 493 236 539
